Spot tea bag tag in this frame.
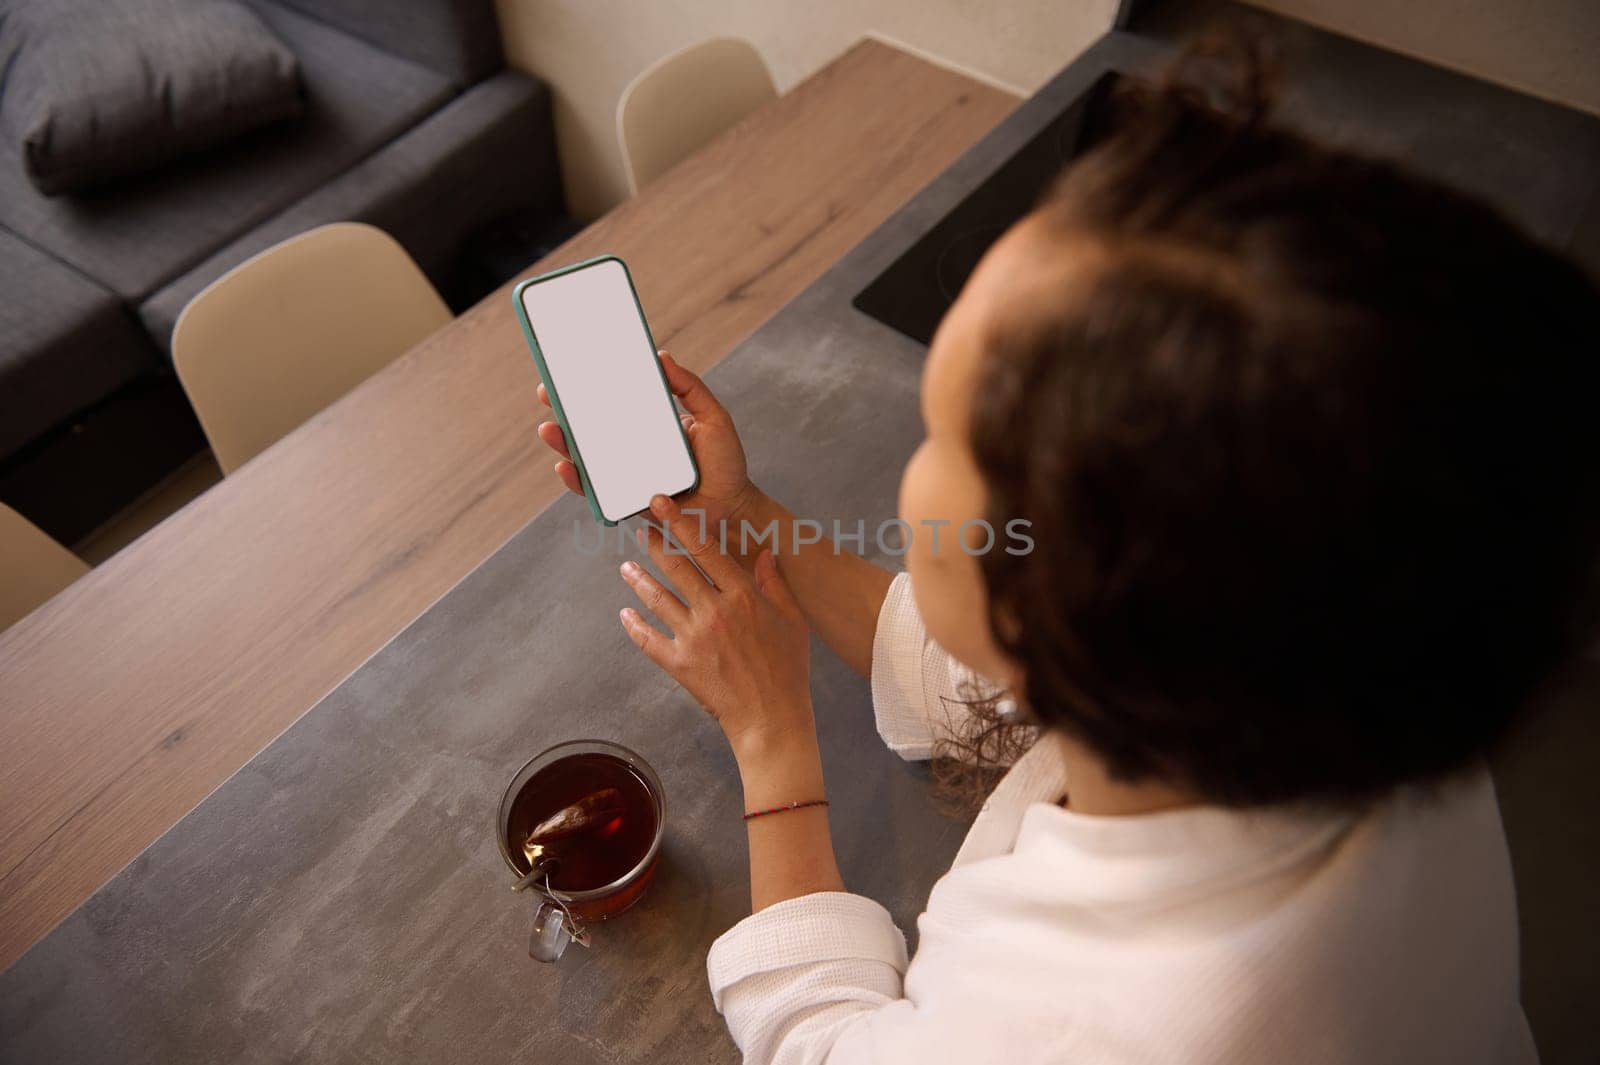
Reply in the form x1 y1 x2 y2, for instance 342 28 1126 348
527 873 590 961
529 902 572 962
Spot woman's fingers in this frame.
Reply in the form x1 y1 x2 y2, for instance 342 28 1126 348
639 522 715 605
536 420 570 459
554 460 582 496
754 550 803 621
650 493 742 587
619 607 674 670
537 422 584 497
620 559 688 628
658 351 729 425
536 383 552 408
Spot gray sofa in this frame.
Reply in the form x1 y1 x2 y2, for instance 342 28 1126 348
0 0 567 542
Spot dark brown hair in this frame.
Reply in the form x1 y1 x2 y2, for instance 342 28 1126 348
957 42 1600 807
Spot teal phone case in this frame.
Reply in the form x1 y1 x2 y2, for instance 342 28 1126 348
512 254 699 526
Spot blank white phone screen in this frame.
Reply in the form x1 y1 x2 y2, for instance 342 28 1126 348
520 258 695 522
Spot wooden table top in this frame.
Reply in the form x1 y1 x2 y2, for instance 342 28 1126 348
0 39 1015 971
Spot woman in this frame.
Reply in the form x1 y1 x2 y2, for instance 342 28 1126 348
535 61 1599 1064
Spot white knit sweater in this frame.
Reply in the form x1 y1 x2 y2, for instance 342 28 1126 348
705 573 1537 1064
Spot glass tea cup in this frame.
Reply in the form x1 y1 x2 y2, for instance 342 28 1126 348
496 739 665 961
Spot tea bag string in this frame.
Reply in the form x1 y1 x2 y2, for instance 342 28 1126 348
545 872 589 945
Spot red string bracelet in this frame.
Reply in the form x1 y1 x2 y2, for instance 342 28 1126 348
743 799 829 822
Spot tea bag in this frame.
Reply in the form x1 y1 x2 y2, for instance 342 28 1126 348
522 786 626 876
521 787 625 954
526 787 625 847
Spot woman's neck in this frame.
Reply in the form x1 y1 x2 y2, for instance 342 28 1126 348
1056 732 1198 816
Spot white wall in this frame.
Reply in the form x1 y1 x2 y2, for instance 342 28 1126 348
492 0 1120 220
1242 0 1600 117
494 0 1600 222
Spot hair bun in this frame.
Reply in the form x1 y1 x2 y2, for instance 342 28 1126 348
1158 22 1281 128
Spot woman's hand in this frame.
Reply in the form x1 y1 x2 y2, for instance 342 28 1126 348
625 494 843 913
535 350 765 532
619 493 815 763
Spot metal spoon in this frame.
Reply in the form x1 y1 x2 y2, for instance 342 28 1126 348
518 844 563 889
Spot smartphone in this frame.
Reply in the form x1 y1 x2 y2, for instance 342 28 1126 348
513 255 699 525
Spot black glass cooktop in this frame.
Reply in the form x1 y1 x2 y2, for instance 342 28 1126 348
852 72 1124 347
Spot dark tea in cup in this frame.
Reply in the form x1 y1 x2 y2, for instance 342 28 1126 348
497 740 665 937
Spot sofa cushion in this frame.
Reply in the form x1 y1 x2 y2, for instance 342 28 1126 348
0 0 453 303
262 0 503 87
0 0 305 197
0 230 160 460
140 72 564 348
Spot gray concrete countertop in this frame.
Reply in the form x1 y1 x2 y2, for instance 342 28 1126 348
4 5 1597 1062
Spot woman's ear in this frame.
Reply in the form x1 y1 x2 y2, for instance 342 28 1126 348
991 601 1023 647
989 604 1028 694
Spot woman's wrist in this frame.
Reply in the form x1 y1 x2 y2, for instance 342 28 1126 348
731 718 826 809
718 487 790 556
724 483 776 536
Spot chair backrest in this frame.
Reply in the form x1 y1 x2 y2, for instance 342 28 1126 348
172 223 452 474
1 503 88 630
617 37 777 195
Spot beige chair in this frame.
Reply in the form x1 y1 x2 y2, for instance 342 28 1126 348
1 503 89 629
617 37 777 195
172 222 452 474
